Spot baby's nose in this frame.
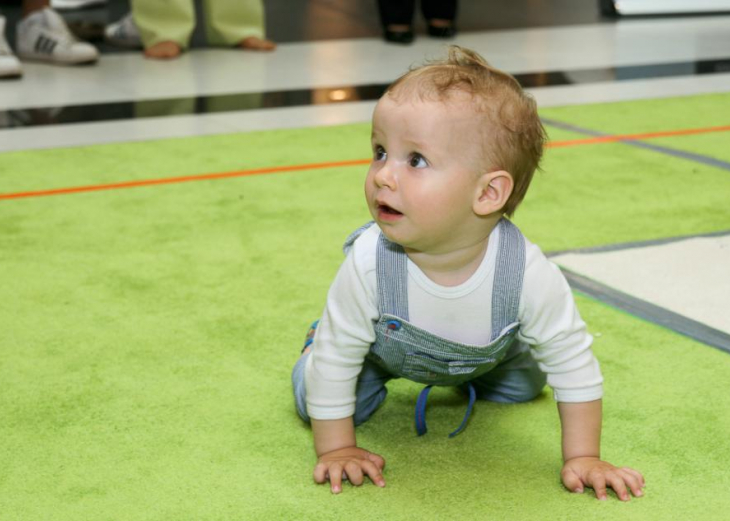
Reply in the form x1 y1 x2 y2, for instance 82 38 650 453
374 163 397 188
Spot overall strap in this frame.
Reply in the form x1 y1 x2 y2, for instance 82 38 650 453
376 233 410 321
342 221 376 255
490 218 526 341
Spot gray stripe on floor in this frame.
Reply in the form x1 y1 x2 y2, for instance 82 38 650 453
542 117 730 172
547 229 730 257
562 268 730 355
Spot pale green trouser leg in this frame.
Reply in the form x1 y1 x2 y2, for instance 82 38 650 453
131 0 196 49
202 0 265 47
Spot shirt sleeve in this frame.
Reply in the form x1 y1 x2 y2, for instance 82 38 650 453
517 241 604 403
304 228 380 420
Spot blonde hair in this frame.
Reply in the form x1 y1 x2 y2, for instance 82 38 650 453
386 46 546 216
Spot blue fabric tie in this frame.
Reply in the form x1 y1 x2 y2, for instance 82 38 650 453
415 382 477 438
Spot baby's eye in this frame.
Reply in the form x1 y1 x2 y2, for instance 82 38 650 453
409 153 428 168
374 146 387 161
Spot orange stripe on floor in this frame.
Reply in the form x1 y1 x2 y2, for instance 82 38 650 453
0 159 371 201
2 124 729 201
547 124 730 148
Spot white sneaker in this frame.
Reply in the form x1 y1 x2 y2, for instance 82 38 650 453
0 16 22 78
16 8 99 65
51 0 108 10
104 13 142 49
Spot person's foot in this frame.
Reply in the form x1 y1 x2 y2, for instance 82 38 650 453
427 18 456 38
105 12 142 49
144 41 182 60
16 8 98 65
0 16 22 78
239 36 276 51
384 24 414 44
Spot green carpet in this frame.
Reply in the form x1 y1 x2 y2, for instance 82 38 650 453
1 93 730 520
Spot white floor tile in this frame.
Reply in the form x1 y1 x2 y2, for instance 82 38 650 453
552 236 730 335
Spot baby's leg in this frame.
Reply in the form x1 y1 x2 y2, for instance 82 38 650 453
467 341 546 403
292 338 392 425
351 360 392 426
291 350 312 422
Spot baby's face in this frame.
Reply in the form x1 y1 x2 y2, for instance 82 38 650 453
365 92 488 253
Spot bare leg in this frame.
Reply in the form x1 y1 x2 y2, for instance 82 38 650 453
385 24 411 32
429 18 453 28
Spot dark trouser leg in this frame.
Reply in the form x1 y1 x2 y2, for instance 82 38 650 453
376 0 417 26
293 353 393 426
467 341 547 403
421 0 458 22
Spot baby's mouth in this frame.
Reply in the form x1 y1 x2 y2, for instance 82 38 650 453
378 204 403 216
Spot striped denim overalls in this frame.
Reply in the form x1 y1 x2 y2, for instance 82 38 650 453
293 218 546 436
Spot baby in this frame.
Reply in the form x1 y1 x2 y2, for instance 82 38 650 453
292 46 645 500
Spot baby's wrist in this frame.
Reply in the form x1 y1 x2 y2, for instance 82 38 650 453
564 455 601 464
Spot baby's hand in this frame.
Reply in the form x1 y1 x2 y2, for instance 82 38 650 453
314 446 386 494
561 457 645 501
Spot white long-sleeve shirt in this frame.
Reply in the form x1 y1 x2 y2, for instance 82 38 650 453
305 224 603 420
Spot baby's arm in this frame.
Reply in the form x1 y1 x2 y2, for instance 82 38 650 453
517 243 645 500
558 400 645 500
312 418 386 494
306 229 384 494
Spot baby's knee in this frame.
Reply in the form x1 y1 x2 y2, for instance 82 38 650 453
291 353 311 423
352 386 388 426
510 370 547 402
471 367 547 404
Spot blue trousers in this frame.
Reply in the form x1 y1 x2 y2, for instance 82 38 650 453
292 339 546 426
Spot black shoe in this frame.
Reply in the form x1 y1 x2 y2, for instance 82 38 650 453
427 24 457 38
384 29 414 44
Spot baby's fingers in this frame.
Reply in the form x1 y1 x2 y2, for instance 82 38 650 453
344 462 364 486
589 472 608 501
367 452 386 471
621 467 646 489
561 467 585 493
605 472 630 501
313 462 329 484
328 463 345 494
361 459 386 488
618 468 645 498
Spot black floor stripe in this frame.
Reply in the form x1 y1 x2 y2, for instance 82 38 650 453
1 57 730 129
563 268 730 355
547 229 730 257
549 231 730 354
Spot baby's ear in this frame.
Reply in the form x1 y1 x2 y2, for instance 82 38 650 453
473 170 514 216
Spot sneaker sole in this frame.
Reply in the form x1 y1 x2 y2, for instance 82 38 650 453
52 0 107 11
16 54 98 66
